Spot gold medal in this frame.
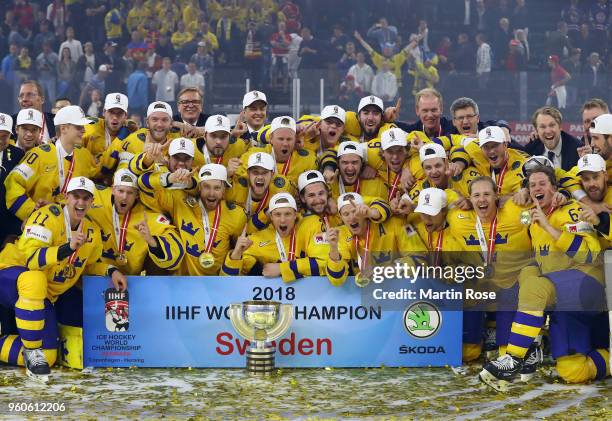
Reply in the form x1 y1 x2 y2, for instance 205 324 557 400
355 272 371 288
520 210 531 225
63 265 76 279
199 252 215 268
117 253 128 265
185 196 197 207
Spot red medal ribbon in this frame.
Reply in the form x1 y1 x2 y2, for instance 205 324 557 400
486 215 498 266
493 157 508 194
60 154 76 194
427 230 444 266
205 205 221 253
387 168 401 201
118 209 132 255
255 189 270 214
281 154 292 176
354 221 372 271
288 227 297 261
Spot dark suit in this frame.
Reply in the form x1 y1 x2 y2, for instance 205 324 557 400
523 131 583 171
11 112 56 140
172 113 211 127
0 145 25 243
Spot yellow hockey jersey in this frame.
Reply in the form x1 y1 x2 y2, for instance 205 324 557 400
238 145 317 184
5 142 99 221
83 117 131 159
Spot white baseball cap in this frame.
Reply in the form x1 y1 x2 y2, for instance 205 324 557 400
577 153 607 174
298 170 325 192
337 192 364 211
419 143 446 163
478 126 506 146
243 90 268 108
198 163 231 186
248 152 275 171
320 105 346 123
414 187 447 216
66 176 95 195
16 108 43 128
268 192 297 212
169 137 195 157
147 101 173 118
337 141 364 159
270 116 296 133
204 114 231 133
0 113 13 133
381 128 408 150
98 64 109 72
590 114 612 135
54 105 90 126
113 169 138 188
104 93 128 113
358 95 384 113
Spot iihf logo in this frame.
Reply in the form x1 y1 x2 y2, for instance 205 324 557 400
216 116 223 126
370 96 375 103
0 115 5 125
333 105 339 114
115 94 121 104
424 193 430 205
105 288 129 332
485 127 492 138
180 139 186 149
582 156 589 165
28 110 34 120
255 153 262 163
253 91 259 98
79 177 86 187
389 130 396 140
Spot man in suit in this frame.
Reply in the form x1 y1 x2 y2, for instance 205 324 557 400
525 106 582 171
0 113 25 245
12 80 55 143
172 87 211 137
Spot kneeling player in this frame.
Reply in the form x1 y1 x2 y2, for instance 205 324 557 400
480 167 609 390
0 177 127 382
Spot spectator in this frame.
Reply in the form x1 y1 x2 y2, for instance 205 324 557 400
171 21 194 55
546 55 571 109
156 34 175 61
575 23 596 57
493 18 512 67
2 44 19 113
244 21 264 89
198 21 219 53
371 60 398 102
366 17 398 52
152 57 179 109
338 75 363 109
12 0 34 31
408 52 440 96
126 61 149 116
330 25 350 60
85 88 103 117
347 52 374 93
215 8 240 64
547 21 571 58
475 33 491 91
127 0 150 33
84 1 107 48
99 41 124 93
514 29 530 63
8 22 31 49
46 0 66 38
435 37 452 71
104 0 123 44
504 39 526 73
287 29 303 81
583 52 606 100
562 48 581 106
336 42 357 77
171 55 188 79
191 42 214 75
127 31 148 63
562 0 583 44
51 97 71 114
76 42 97 87
512 0 529 31
180 62 205 93
297 27 324 71
270 21 291 89
36 42 59 105
474 0 494 36
79 65 108 108
57 47 76 100
590 2 609 57
173 86 209 128
145 43 162 77
32 20 56 57
450 32 475 73
279 0 301 33
15 47 32 82
15 80 57 142
58 26 82 64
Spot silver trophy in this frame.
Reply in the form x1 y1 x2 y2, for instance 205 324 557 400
229 301 293 375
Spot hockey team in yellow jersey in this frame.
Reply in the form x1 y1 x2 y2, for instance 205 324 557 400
0 83 610 390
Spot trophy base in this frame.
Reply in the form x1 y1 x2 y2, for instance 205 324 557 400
246 346 276 375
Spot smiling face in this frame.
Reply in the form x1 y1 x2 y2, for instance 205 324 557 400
248 166 273 198
66 190 94 223
18 83 44 111
528 171 556 210
480 141 507 169
580 170 608 202
245 101 267 129
339 203 367 236
358 105 382 137
199 179 225 211
168 153 193 172
16 124 41 151
301 182 328 215
418 212 446 233
416 95 442 133
270 128 296 163
320 117 344 147
382 145 407 173
535 114 561 150
422 157 448 188
591 133 612 160
270 207 297 237
146 112 172 142
469 179 498 221
178 90 202 122
205 130 230 157
338 154 362 185
582 107 605 138
112 185 138 214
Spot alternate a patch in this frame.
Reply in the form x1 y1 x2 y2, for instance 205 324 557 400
40 144 51 152
156 214 170 224
238 177 248 187
137 133 146 141
565 221 593 233
170 127 181 133
226 201 236 210
49 205 61 216
298 149 308 156
24 224 52 243
511 161 521 170
12 163 34 181
452 173 462 182
404 224 417 236
229 136 237 144
313 232 328 244
274 177 285 188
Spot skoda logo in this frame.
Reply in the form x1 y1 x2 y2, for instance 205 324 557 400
403 301 441 339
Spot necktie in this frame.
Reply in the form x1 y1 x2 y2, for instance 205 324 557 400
547 151 555 165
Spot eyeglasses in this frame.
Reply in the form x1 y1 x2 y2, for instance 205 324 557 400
178 100 201 106
453 114 478 121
